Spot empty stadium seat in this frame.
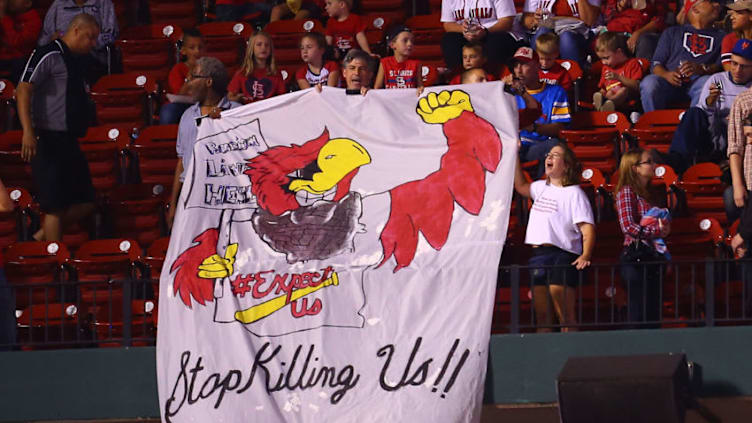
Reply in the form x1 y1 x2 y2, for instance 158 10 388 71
148 0 197 29
673 162 727 223
265 19 325 67
106 183 167 247
360 0 406 23
89 299 157 347
91 72 160 127
4 241 72 308
143 237 170 300
0 131 33 192
628 109 684 153
69 238 142 304
0 187 32 251
197 21 254 71
78 125 132 193
0 79 15 132
559 111 629 174
128 124 178 188
16 302 92 350
116 24 182 82
364 14 393 54
405 14 443 63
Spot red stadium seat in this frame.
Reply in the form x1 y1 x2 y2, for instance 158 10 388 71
4 241 72 309
0 131 33 192
360 0 406 23
69 238 142 304
78 125 132 193
144 236 170 300
116 24 183 82
265 19 325 67
89 299 157 347
16 302 91 349
197 22 254 70
673 163 727 223
421 63 440 87
559 111 629 174
107 183 167 248
0 187 32 252
91 72 160 127
148 0 197 29
128 124 178 189
404 14 443 63
628 109 684 153
363 14 393 53
0 79 15 132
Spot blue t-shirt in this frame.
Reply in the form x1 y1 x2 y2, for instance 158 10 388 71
517 84 571 144
652 24 724 72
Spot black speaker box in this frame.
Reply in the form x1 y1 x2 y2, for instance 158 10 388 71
557 353 691 423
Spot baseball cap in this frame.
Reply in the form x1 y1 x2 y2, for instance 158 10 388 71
683 0 714 15
385 25 411 43
511 47 539 64
732 38 752 60
728 0 752 12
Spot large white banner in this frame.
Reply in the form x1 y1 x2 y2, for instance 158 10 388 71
157 83 518 422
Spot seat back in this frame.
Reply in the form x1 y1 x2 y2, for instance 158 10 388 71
130 124 178 187
0 131 33 192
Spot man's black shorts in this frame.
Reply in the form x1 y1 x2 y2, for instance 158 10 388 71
32 130 95 213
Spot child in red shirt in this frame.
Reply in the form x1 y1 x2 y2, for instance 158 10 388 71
449 43 496 84
0 0 41 81
594 32 645 112
536 33 573 91
228 31 287 104
374 26 422 91
296 31 340 88
160 28 205 124
324 0 371 59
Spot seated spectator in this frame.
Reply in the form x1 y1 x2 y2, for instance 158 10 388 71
38 0 118 82
661 39 752 174
603 0 667 61
536 32 573 91
159 28 205 125
0 0 41 82
270 0 323 21
228 31 286 104
215 0 272 22
639 0 723 112
342 48 373 95
593 32 644 112
168 57 241 227
440 0 521 72
324 0 372 60
374 26 422 90
513 143 595 332
723 1 752 72
525 0 602 66
449 43 496 84
296 31 340 89
0 177 15 350
504 47 571 174
616 149 670 327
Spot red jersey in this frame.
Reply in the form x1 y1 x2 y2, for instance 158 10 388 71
539 63 573 91
295 61 340 86
722 32 739 65
168 62 189 95
326 14 366 54
381 57 420 88
599 58 644 92
228 68 287 103
0 9 42 61
606 8 650 33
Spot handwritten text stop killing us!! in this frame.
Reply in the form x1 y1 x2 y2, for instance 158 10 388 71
163 337 472 422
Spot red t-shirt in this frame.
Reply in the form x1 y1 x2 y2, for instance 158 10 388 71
326 14 366 54
228 68 287 103
539 63 573 91
380 57 420 88
168 62 190 95
606 8 650 33
722 32 739 65
0 9 42 61
295 61 340 86
450 72 496 84
599 58 644 92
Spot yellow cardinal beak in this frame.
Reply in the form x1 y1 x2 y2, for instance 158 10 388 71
288 138 371 194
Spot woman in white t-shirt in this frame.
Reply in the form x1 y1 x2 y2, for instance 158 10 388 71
440 0 523 71
513 143 595 332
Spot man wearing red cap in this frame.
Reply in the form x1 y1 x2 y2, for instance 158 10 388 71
639 0 723 112
504 46 570 174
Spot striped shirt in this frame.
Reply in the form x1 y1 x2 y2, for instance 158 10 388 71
727 88 752 190
517 83 571 144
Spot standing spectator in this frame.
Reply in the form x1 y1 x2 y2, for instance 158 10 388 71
722 1 752 72
215 0 272 22
513 143 595 332
593 32 645 112
0 177 14 350
525 0 602 66
296 31 340 89
324 0 371 59
168 57 241 228
663 39 752 174
504 47 571 173
536 33 573 91
227 31 286 104
17 14 100 242
0 0 41 82
440 0 521 72
639 0 723 112
602 0 668 61
159 28 205 125
616 148 670 327
726 80 752 223
38 0 118 82
374 26 422 90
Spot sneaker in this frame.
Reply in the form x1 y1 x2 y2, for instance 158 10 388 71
601 100 615 112
593 92 604 110
630 111 641 124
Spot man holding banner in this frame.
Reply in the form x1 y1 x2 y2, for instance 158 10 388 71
158 83 518 422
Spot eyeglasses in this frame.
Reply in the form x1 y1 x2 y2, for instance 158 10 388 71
637 158 655 166
544 152 562 159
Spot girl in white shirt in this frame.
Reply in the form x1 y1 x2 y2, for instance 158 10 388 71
513 143 595 332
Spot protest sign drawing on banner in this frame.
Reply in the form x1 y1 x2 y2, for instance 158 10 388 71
157 85 519 423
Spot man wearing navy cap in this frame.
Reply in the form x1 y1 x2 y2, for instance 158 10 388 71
661 38 752 174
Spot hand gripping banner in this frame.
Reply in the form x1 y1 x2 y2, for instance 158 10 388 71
157 84 519 422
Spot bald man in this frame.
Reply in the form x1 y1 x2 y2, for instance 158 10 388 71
16 13 100 241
